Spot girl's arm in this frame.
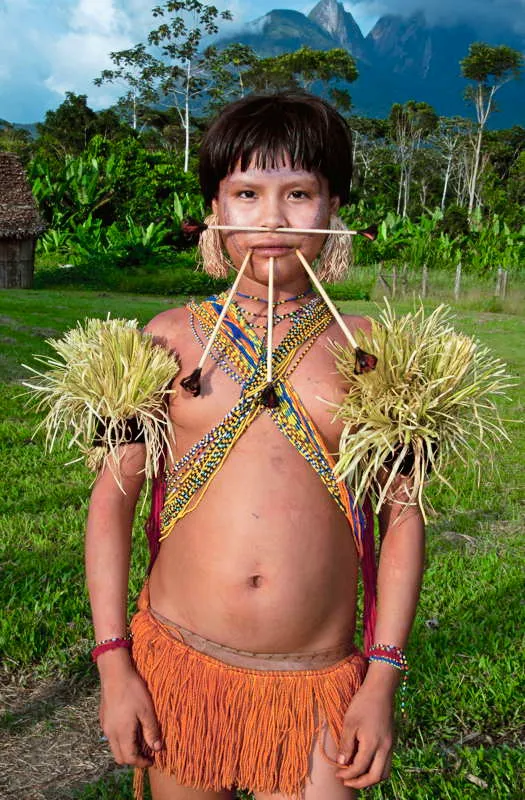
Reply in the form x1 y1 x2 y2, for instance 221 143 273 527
86 444 162 767
336 482 426 790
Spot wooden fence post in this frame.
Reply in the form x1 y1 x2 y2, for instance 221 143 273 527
402 262 409 296
377 260 391 296
454 262 462 301
501 269 508 299
421 264 428 298
495 267 503 297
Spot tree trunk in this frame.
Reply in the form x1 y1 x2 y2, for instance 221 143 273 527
442 153 453 210
184 60 191 173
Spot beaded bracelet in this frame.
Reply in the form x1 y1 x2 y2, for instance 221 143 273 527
368 643 409 718
91 636 132 663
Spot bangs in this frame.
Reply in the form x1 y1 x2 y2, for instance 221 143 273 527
234 109 326 175
199 93 352 207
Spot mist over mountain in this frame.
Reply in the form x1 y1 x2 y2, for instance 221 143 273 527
217 0 525 127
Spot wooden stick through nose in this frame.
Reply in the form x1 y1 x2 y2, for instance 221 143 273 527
209 224 361 236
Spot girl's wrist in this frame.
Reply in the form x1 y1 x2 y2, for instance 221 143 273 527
363 659 402 694
96 646 134 681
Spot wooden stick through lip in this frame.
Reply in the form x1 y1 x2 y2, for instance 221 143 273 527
266 257 274 385
196 248 252 370
294 249 359 350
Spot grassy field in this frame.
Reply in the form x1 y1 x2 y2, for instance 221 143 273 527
0 288 523 799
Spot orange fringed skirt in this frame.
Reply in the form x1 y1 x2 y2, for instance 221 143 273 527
130 584 367 799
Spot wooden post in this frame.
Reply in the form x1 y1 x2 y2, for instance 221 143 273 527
454 262 462 301
421 264 428 298
392 265 397 299
495 267 503 297
402 262 409 296
501 269 508 299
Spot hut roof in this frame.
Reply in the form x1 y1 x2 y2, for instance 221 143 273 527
0 152 45 239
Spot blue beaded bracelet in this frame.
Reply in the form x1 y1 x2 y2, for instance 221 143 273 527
368 643 409 718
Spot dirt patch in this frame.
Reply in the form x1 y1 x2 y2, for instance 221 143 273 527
0 314 59 339
0 673 122 799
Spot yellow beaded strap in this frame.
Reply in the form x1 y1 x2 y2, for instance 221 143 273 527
160 294 364 558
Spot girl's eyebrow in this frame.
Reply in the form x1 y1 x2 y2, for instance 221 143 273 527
226 173 321 187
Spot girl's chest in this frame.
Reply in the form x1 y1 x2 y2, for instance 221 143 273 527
168 321 348 457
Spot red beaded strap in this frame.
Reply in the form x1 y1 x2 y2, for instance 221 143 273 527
368 643 409 717
91 636 132 662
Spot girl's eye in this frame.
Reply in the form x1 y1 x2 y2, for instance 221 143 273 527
239 190 256 199
290 190 309 199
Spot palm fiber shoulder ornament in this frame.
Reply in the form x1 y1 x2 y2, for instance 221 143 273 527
23 316 180 488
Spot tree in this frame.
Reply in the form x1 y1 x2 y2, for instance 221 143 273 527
147 1 233 171
36 93 100 157
94 44 161 132
204 43 259 109
0 121 33 162
460 42 523 216
431 117 473 210
242 47 358 113
96 2 233 171
389 101 438 217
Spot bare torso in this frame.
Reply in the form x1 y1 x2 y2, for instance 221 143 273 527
148 303 368 654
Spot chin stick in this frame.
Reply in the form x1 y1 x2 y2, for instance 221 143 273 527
261 257 279 408
294 249 378 375
180 249 253 396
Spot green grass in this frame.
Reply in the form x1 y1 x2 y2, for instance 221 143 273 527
0 288 523 799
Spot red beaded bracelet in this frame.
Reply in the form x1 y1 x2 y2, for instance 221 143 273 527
368 643 409 718
91 637 132 662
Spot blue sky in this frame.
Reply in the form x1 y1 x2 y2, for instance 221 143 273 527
0 0 379 123
1 1 523 124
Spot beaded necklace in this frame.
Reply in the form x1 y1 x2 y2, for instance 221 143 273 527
189 295 323 385
235 288 313 304
233 296 322 328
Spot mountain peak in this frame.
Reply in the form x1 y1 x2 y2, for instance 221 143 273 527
309 0 368 58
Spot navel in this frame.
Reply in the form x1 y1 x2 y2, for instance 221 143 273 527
249 574 263 588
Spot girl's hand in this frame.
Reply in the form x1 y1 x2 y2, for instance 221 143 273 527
335 682 395 789
99 657 163 768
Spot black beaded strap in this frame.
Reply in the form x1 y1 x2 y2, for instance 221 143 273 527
93 417 146 446
384 442 438 476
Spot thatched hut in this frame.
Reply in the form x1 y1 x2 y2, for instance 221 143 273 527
0 152 45 288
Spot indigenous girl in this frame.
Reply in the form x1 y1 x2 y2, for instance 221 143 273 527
86 93 425 800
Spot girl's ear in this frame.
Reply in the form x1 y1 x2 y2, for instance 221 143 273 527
330 195 341 215
212 197 219 216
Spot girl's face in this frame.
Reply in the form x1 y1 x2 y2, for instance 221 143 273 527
211 155 339 287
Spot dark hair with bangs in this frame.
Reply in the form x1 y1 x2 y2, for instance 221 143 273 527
199 92 353 207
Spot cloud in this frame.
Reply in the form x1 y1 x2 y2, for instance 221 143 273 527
44 0 136 107
345 0 525 34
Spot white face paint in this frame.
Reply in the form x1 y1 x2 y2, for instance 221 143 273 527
212 155 339 291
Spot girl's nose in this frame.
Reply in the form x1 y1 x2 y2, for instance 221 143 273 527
259 195 287 229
